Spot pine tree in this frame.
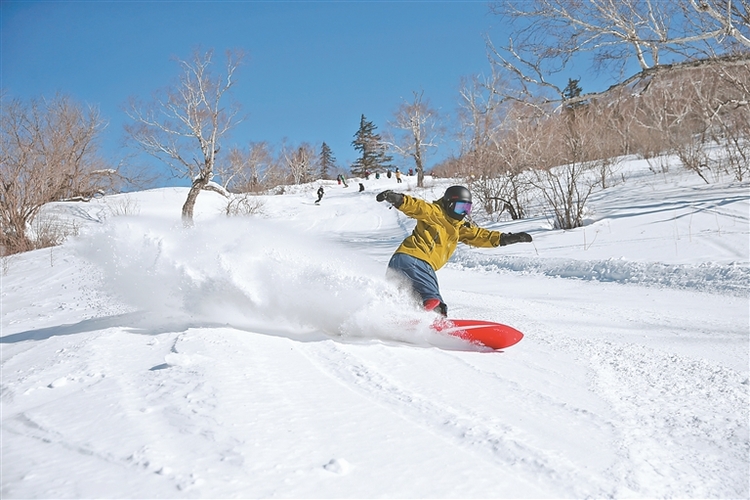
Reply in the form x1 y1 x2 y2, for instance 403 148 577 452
563 78 585 110
319 142 336 180
351 114 393 177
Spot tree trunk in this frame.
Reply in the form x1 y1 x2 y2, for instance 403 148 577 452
182 177 208 225
504 201 519 220
414 145 424 188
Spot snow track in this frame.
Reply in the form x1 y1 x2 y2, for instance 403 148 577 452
297 341 620 497
581 339 749 497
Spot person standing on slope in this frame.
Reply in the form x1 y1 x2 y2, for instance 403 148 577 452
376 185 532 316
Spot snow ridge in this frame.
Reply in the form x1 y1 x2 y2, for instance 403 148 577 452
450 251 750 296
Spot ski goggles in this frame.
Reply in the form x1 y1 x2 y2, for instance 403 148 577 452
453 201 472 215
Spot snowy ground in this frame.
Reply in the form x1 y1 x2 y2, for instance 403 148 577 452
2 157 749 498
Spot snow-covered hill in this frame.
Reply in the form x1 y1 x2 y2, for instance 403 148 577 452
2 157 748 498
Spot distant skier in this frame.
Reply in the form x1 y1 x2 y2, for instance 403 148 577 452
359 183 365 192
376 185 532 316
395 168 402 183
315 186 324 204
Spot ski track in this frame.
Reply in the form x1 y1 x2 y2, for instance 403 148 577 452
4 321 747 498
536 332 749 497
441 278 749 498
297 340 623 497
586 341 749 497
3 329 193 497
510 309 750 498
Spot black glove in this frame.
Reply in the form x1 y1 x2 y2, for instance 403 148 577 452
376 190 404 208
500 232 532 246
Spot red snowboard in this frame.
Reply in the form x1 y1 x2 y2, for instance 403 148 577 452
433 318 524 350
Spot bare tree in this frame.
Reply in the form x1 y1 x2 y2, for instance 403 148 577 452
542 102 622 228
1 93 112 254
125 48 244 223
456 74 535 220
456 72 504 157
223 141 281 193
484 0 749 187
468 163 532 221
384 91 441 187
281 142 317 185
529 115 603 230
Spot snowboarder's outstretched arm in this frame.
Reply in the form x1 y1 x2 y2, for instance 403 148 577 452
459 222 532 247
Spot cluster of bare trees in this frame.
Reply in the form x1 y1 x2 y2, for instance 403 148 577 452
436 54 747 229
622 58 750 183
439 73 617 229
432 0 749 229
221 140 334 193
1 93 124 254
489 0 749 102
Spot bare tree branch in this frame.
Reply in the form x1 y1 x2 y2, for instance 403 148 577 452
489 0 749 103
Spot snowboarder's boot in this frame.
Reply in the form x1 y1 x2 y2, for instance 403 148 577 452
423 298 448 316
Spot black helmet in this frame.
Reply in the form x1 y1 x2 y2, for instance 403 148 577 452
442 185 472 220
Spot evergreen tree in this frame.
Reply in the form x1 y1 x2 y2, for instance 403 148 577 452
319 142 336 180
563 78 585 110
351 114 393 177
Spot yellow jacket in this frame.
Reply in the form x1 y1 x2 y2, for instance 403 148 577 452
394 195 502 271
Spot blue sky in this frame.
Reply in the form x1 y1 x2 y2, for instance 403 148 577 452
2 1 506 182
2 1 605 185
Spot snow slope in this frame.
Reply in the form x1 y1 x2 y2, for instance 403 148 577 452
2 158 749 498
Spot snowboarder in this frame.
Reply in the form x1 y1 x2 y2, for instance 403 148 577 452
395 168 402 183
315 186 324 204
376 185 532 316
